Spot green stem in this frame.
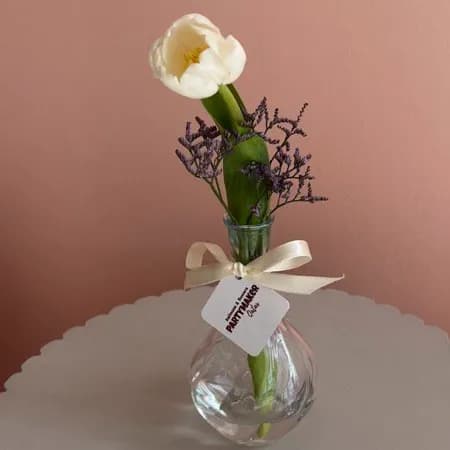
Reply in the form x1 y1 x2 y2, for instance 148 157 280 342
208 181 236 224
226 83 248 114
248 351 276 438
236 228 276 440
202 84 245 133
203 84 275 440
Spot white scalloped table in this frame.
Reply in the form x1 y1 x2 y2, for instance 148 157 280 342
1 288 449 450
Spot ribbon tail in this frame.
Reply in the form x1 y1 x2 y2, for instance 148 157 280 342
248 273 344 295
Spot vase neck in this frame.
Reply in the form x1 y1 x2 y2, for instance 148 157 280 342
224 217 273 265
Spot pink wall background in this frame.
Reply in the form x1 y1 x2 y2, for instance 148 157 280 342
1 0 450 386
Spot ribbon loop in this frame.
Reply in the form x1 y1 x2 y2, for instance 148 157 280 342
249 240 312 273
184 240 343 295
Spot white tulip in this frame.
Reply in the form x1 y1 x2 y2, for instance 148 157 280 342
149 14 246 99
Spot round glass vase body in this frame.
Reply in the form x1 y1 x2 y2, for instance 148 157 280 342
190 219 316 446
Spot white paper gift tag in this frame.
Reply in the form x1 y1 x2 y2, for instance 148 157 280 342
201 276 290 356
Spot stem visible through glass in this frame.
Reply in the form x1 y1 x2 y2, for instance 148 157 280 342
226 218 276 439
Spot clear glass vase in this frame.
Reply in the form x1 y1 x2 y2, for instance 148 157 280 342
190 218 316 446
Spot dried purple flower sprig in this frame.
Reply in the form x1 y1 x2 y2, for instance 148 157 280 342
241 98 328 218
175 98 327 219
175 117 255 219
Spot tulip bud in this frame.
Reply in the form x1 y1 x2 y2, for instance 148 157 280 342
149 14 246 99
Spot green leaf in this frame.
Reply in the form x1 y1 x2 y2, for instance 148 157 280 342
201 85 270 225
223 135 269 224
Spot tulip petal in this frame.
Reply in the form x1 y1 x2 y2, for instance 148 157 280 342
196 48 229 84
162 25 207 78
149 37 164 78
217 35 247 84
178 61 220 98
159 69 218 99
173 13 220 35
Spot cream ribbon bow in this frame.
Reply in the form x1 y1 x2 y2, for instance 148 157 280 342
185 240 343 295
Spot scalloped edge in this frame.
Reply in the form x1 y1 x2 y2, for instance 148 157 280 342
2 287 448 393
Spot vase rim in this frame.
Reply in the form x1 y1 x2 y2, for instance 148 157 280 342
223 215 274 230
